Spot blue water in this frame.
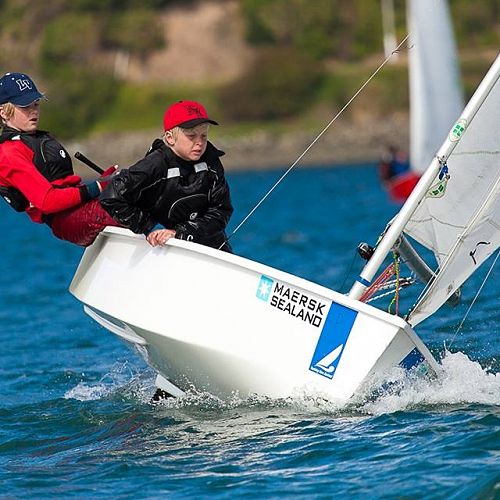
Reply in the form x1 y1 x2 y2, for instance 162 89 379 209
0 164 498 499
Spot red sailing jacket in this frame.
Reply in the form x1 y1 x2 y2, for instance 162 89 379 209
0 129 84 223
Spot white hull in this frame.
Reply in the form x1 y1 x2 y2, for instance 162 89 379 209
70 227 439 403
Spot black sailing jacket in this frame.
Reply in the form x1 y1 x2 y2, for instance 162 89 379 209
100 140 233 251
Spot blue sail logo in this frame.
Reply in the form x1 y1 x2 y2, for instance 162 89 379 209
310 303 357 379
314 344 344 374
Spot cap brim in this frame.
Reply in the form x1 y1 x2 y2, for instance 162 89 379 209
12 91 47 107
179 118 218 129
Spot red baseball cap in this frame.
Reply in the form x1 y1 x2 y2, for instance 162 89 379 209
163 100 218 131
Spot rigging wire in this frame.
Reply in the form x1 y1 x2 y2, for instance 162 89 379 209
447 248 500 349
224 35 410 244
366 276 415 303
339 249 361 293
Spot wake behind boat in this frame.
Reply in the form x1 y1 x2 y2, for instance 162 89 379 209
70 53 499 404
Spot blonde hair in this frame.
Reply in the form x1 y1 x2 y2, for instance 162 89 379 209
164 126 181 145
0 102 15 126
164 123 211 146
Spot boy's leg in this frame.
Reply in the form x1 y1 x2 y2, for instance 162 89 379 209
49 199 122 246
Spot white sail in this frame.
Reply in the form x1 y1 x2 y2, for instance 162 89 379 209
405 54 500 326
408 0 464 174
349 54 500 321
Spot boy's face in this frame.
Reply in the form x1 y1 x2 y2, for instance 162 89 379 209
6 100 40 132
170 123 209 161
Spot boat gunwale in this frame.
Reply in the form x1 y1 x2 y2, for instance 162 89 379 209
89 226 411 330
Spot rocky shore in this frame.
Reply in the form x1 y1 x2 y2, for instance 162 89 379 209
68 113 409 178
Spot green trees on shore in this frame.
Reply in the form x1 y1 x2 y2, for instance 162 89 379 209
0 0 498 138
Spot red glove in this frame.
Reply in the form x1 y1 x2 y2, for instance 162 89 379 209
97 165 118 190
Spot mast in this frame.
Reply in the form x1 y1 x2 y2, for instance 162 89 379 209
349 54 500 301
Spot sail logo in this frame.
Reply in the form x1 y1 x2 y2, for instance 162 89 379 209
469 240 491 265
310 303 357 379
449 119 467 142
427 178 448 198
427 162 450 198
313 344 344 375
256 275 327 328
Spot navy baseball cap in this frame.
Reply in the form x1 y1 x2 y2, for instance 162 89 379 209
0 72 46 106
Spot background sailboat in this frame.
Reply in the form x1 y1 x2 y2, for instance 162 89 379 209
384 0 464 202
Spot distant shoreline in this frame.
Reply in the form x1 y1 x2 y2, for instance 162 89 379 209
69 114 409 178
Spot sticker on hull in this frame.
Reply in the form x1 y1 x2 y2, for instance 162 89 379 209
399 348 425 370
256 275 328 328
309 303 357 379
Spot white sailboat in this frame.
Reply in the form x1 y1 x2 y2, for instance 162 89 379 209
407 0 464 174
70 53 500 404
385 0 464 201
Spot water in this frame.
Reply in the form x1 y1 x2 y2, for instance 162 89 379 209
0 164 498 499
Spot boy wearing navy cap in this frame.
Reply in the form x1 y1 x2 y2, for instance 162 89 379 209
0 72 47 107
101 100 233 251
0 72 121 246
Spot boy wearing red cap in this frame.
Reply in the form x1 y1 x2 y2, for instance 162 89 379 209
100 100 233 251
0 72 120 246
